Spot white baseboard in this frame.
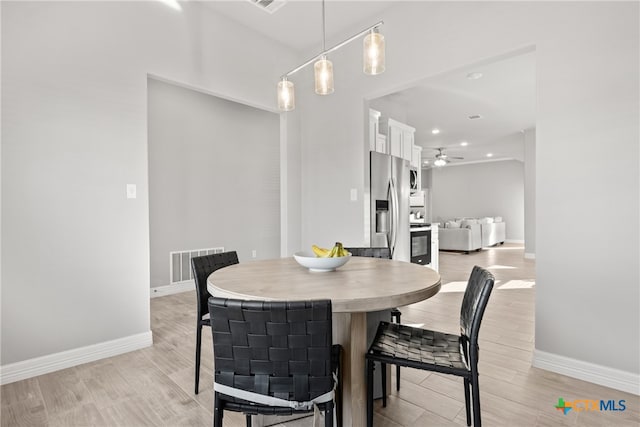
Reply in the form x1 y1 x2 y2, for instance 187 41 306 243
0 331 153 385
151 281 194 298
533 349 640 395
505 239 525 244
524 252 536 259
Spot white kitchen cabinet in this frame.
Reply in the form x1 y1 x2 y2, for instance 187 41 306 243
411 145 422 169
388 125 403 158
382 118 416 162
375 134 387 154
369 109 381 152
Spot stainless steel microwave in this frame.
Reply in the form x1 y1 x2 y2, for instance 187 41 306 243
409 169 418 191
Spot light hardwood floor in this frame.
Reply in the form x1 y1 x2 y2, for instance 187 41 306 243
2 244 638 426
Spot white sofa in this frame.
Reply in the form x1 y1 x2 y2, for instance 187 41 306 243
439 217 506 253
438 222 482 253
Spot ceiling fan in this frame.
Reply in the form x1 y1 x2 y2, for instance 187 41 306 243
429 147 464 167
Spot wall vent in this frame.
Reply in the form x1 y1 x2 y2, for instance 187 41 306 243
248 0 287 14
169 247 225 285
468 114 483 120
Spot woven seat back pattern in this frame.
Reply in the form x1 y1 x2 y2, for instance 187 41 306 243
208 298 334 404
460 265 495 344
192 252 239 321
344 247 391 259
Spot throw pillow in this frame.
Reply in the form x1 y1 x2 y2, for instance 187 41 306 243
494 216 503 222
460 219 478 228
446 220 461 228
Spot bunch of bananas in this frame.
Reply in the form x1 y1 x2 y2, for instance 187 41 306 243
312 242 350 258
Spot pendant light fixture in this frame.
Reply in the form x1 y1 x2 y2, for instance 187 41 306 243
277 77 295 111
276 1 385 111
363 28 385 75
314 0 334 95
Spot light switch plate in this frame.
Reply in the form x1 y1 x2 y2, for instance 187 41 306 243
350 188 358 201
126 184 137 199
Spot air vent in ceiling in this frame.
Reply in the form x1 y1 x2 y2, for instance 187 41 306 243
248 0 287 14
468 114 483 120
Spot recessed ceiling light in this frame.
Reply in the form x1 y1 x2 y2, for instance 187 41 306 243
466 72 483 80
460 141 468 146
468 114 483 120
423 160 429 164
486 153 493 157
248 0 288 14
158 0 182 11
431 128 440 134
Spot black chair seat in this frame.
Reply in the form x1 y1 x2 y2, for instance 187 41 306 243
369 322 468 374
366 265 495 427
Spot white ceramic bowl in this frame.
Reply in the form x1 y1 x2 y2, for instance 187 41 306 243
293 251 352 272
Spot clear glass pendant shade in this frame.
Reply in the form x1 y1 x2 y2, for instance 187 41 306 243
314 57 334 95
277 79 295 111
363 30 385 75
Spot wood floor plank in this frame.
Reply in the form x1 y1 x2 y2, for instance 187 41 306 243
0 399 48 427
36 367 93 417
47 402 106 427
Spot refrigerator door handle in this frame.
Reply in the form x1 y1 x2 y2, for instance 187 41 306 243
389 177 399 257
387 178 394 253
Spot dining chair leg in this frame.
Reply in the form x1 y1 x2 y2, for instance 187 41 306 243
380 362 387 408
245 414 252 426
324 403 334 427
366 359 374 427
391 309 401 392
463 377 472 426
471 372 482 426
213 392 223 427
195 322 202 394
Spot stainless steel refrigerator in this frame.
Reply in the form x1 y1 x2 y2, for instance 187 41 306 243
370 151 410 262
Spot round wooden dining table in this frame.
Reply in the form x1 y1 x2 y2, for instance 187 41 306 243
207 256 441 426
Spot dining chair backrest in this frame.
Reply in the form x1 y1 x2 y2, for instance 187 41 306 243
459 265 495 351
191 251 239 321
208 297 335 403
344 247 391 259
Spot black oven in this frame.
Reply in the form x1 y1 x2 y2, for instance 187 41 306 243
410 227 431 265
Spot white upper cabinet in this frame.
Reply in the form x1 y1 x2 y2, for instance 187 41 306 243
384 118 415 162
411 145 422 169
368 109 381 152
370 111 417 162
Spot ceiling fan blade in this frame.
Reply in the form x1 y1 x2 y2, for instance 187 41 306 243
449 156 464 160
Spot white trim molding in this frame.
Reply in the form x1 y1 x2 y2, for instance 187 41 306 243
151 281 194 298
533 349 640 395
0 331 153 385
524 252 536 259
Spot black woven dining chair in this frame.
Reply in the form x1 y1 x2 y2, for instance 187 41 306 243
191 251 239 394
208 297 342 427
365 265 495 427
344 247 403 391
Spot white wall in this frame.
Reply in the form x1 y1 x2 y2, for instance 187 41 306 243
148 78 280 288
1 2 297 369
431 160 524 241
523 128 536 256
297 1 639 385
